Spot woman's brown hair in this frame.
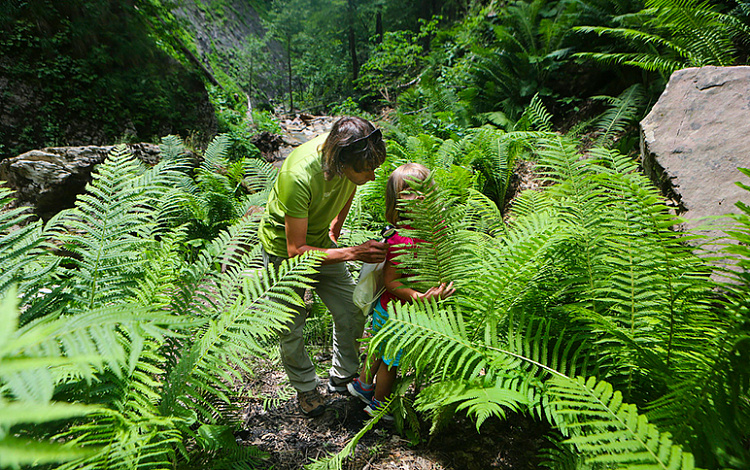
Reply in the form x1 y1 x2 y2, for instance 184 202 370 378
385 163 431 225
321 116 387 180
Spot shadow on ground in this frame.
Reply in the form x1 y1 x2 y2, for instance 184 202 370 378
236 360 551 469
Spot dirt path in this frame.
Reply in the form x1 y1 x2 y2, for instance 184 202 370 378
236 357 549 469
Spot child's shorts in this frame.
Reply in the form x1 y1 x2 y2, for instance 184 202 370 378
372 299 403 367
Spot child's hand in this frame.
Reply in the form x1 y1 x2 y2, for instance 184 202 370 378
415 281 455 301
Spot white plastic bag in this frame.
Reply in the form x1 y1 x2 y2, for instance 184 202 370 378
352 260 386 316
352 225 395 316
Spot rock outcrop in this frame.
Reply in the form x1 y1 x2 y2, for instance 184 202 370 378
641 66 750 239
174 0 285 103
0 144 161 220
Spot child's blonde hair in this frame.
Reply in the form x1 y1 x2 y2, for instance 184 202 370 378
385 163 431 225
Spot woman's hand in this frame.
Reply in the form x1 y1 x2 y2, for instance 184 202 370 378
414 281 455 301
352 239 388 263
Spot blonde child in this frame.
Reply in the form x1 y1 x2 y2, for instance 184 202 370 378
348 163 455 420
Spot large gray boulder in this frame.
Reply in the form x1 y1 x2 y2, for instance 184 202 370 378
641 66 750 241
0 143 161 220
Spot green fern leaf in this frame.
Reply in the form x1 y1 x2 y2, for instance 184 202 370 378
160 250 324 421
396 176 480 292
591 84 647 147
0 436 96 468
548 376 700 470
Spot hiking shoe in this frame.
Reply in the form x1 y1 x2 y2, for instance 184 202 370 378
298 388 325 417
347 378 374 404
327 375 354 393
364 397 394 422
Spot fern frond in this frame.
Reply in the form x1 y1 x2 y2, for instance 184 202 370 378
521 94 554 132
0 435 96 468
575 0 750 74
0 187 47 297
574 50 685 74
55 335 184 470
548 376 699 470
456 208 569 353
158 134 188 162
507 189 553 220
371 300 494 382
0 289 106 467
0 188 67 322
396 177 480 291
170 216 262 318
193 423 268 468
57 405 182 470
581 147 716 377
574 25 693 57
7 305 187 395
158 133 257 245
457 127 514 207
435 138 460 169
160 250 324 422
591 84 647 148
415 376 537 430
464 189 507 237
201 133 231 174
243 157 278 194
44 145 157 311
646 0 738 65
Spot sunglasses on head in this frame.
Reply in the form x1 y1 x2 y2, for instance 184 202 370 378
342 128 383 153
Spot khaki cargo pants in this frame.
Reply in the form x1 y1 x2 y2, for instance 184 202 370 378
263 248 365 392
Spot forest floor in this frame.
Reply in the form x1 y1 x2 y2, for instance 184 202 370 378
235 354 551 470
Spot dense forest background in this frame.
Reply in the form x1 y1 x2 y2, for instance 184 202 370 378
3 0 750 157
1 0 750 469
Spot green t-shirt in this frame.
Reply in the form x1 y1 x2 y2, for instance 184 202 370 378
259 133 356 257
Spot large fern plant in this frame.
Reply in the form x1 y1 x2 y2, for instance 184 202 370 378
320 125 748 469
0 142 321 469
575 0 750 75
159 134 278 256
461 0 577 118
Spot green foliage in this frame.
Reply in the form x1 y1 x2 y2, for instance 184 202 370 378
356 21 434 104
5 1 750 468
0 187 53 306
381 125 518 212
261 0 471 112
0 289 102 468
590 83 648 149
0 143 326 469
0 0 215 159
575 0 750 75
319 128 748 469
458 0 577 119
158 133 277 256
394 79 472 139
548 376 699 469
210 86 248 135
251 109 283 134
396 175 481 293
329 97 374 119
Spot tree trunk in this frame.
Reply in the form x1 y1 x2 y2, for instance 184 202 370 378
348 0 359 83
286 37 293 112
349 27 358 82
376 9 383 44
